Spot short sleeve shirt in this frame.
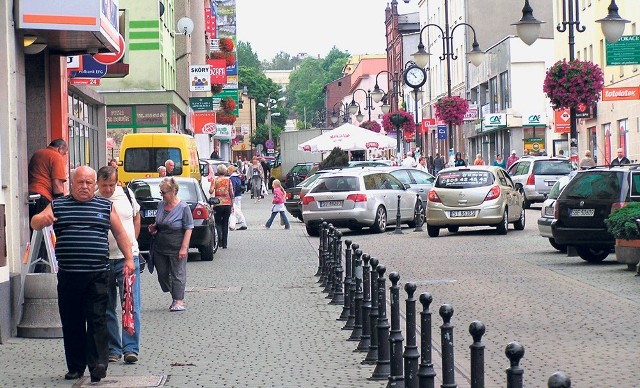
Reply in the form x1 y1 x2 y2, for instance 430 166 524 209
28 147 67 201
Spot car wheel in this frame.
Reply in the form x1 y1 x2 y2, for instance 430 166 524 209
518 188 531 209
513 206 526 230
306 224 320 237
576 246 610 262
407 201 424 228
198 227 217 261
496 210 508 235
427 224 440 237
548 238 567 253
371 206 387 233
447 226 459 233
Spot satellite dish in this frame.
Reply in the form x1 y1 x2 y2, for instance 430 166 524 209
176 17 194 36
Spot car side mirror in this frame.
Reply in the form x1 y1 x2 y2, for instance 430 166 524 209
208 197 220 206
404 183 411 190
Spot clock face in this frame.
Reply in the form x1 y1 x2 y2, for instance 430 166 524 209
404 66 426 88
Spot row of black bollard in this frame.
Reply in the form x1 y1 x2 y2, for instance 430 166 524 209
313 226 572 388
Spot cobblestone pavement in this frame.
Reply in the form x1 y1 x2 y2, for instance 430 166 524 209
2 200 639 387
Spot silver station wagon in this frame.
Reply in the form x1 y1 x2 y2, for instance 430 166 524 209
302 169 421 236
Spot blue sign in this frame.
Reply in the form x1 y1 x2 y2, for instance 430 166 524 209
69 55 107 79
437 125 447 140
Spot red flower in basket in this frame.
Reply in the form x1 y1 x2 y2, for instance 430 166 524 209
216 112 237 125
211 84 223 94
221 97 236 113
543 59 604 110
382 110 415 134
434 96 468 125
210 51 236 67
219 37 234 52
360 120 382 133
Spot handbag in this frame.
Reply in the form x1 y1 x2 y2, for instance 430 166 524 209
122 266 136 335
228 212 237 230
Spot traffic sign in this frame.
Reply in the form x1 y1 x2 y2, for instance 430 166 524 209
265 139 274 149
437 125 447 140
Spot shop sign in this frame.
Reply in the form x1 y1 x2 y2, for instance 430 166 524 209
240 124 250 135
213 124 234 139
136 105 167 126
189 65 211 92
191 111 216 134
522 113 547 127
602 86 640 101
575 103 593 119
463 104 478 121
189 97 213 111
207 59 227 84
606 35 640 66
70 55 107 79
107 106 133 125
554 109 571 133
483 113 507 128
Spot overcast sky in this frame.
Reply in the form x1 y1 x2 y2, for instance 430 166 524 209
236 0 419 60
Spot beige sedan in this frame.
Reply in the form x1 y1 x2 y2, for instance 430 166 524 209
425 166 525 237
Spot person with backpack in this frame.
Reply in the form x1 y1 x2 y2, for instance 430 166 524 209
228 166 247 230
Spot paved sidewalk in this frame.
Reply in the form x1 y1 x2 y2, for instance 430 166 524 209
1 195 400 387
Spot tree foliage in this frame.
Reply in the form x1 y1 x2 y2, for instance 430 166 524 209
262 51 303 70
237 41 261 71
319 147 349 170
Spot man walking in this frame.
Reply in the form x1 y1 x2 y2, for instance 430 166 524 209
28 139 68 222
96 166 142 364
610 148 631 166
433 153 444 174
507 150 519 169
30 166 135 383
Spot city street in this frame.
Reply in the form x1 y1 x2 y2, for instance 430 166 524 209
0 199 638 387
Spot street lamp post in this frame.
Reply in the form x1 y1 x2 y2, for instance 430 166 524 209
512 0 628 163
349 89 374 123
371 70 403 154
412 0 485 155
258 92 286 142
331 101 351 126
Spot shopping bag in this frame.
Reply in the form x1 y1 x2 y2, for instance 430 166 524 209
122 266 136 335
261 181 268 196
228 212 237 230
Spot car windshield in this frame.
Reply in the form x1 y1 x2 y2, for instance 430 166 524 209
532 160 572 175
124 147 183 175
300 173 323 188
560 171 623 200
548 177 570 200
311 176 359 193
129 180 200 202
435 170 495 189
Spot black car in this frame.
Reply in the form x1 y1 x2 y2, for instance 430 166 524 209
283 162 319 189
285 169 340 221
128 177 219 261
551 165 640 262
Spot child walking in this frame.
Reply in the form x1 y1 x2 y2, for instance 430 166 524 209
264 179 290 229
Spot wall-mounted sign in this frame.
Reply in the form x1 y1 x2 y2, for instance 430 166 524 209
213 124 234 139
136 105 167 126
189 97 213 111
554 109 571 133
483 113 507 128
463 104 478 121
192 111 216 134
436 125 447 140
207 59 227 84
189 65 211 92
602 86 640 101
107 106 133 125
69 55 107 79
606 35 640 66
522 113 547 127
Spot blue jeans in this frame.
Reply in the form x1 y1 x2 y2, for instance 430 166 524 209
265 211 290 229
106 256 141 357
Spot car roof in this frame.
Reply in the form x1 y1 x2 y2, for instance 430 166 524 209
439 165 503 173
130 177 199 184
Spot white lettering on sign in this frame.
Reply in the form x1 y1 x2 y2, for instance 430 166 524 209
604 89 637 98
211 67 225 76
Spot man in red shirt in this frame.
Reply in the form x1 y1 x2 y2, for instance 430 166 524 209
28 139 68 223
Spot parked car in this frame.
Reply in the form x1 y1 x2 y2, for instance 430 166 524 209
425 166 525 237
283 162 319 189
285 169 340 221
550 165 640 262
374 166 435 204
507 156 574 208
347 160 392 168
301 168 421 236
128 177 219 261
537 175 573 252
199 159 232 197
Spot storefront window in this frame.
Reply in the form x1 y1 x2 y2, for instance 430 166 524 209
68 93 99 170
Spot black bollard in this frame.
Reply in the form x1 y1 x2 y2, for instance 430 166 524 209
417 293 436 388
394 195 403 234
317 222 328 283
388 272 405 387
355 254 371 352
327 230 342 301
320 225 334 290
342 244 359 331
363 257 379 365
403 282 419 388
413 194 424 232
505 341 525 388
548 371 571 388
347 249 364 341
370 265 391 381
315 220 326 276
322 226 335 295
338 239 353 321
439 304 456 388
330 231 344 305
469 321 485 388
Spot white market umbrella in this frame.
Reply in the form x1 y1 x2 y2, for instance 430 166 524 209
298 123 396 153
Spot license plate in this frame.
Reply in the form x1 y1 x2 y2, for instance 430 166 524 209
319 200 343 208
293 194 300 200
546 181 556 186
450 210 475 217
144 209 157 218
570 208 594 217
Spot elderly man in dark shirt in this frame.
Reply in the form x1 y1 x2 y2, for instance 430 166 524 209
31 166 135 383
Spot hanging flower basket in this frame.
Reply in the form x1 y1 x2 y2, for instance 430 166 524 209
211 83 224 94
216 112 237 125
218 37 234 52
221 97 236 113
434 96 469 125
360 120 382 133
543 59 604 110
209 51 236 67
382 110 415 133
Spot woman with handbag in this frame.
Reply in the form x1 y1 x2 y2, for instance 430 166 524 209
264 179 290 230
247 157 264 203
209 164 234 249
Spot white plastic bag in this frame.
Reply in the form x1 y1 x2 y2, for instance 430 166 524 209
261 181 268 196
228 212 237 230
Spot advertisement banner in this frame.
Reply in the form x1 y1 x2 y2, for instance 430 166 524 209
421 118 435 134
554 109 571 133
207 59 227 84
189 65 211 92
192 111 216 134
463 104 478 121
213 124 234 139
602 86 640 101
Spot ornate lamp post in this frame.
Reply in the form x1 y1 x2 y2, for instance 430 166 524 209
349 89 375 123
258 91 286 141
411 0 485 155
512 0 628 163
371 70 403 154
331 101 350 126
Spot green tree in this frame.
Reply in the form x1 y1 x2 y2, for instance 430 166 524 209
237 66 287 130
319 147 348 170
251 123 283 149
237 41 261 71
262 51 302 70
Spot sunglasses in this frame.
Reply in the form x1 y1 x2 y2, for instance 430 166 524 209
160 190 171 195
